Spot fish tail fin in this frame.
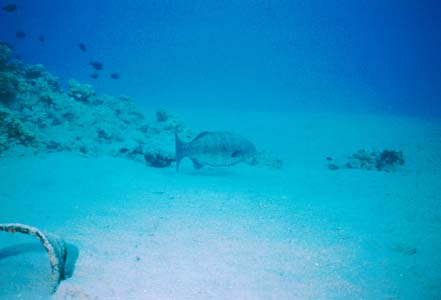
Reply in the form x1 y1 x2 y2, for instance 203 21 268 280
191 158 204 170
175 131 185 171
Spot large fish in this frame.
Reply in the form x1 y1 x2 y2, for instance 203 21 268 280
175 131 256 171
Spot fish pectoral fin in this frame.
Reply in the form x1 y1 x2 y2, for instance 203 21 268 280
191 159 204 170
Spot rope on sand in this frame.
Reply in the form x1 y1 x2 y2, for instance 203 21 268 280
0 223 67 293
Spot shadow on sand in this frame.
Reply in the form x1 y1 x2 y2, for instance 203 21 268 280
0 242 79 280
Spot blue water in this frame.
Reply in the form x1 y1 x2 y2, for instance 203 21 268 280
1 0 440 116
1 1 441 300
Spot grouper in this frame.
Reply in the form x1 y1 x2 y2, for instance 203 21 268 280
175 131 256 171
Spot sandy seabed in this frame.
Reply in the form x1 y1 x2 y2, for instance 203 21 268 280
1 112 440 300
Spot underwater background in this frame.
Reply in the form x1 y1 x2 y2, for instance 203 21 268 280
1 0 440 116
1 1 441 300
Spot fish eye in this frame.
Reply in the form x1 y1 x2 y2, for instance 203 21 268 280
231 150 241 158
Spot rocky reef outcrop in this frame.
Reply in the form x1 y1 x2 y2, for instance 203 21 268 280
0 44 279 169
0 71 18 104
327 149 405 172
0 107 37 149
0 43 13 69
0 43 193 166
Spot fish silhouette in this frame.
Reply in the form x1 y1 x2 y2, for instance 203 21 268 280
89 61 103 70
1 4 17 12
110 73 120 80
77 42 87 52
15 31 26 39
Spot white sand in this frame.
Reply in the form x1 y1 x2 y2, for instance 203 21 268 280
1 112 440 300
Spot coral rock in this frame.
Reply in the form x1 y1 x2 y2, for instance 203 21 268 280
7 118 37 145
0 71 18 104
24 64 46 79
328 149 405 172
0 107 38 147
144 151 174 168
156 108 171 122
68 79 95 103
0 134 7 154
375 150 404 171
0 43 12 70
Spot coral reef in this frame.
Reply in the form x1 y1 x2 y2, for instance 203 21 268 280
156 107 171 122
327 149 405 172
141 134 176 167
0 107 38 147
0 44 192 166
0 43 280 169
0 135 7 154
0 43 12 70
20 65 59 95
144 151 174 167
6 117 37 145
0 71 18 104
375 150 405 171
68 79 95 103
24 64 46 79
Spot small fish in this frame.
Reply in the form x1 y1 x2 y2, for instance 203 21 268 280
77 42 87 52
110 73 120 80
15 31 26 39
1 4 17 12
90 73 99 79
39 35 45 43
89 61 103 70
175 131 256 171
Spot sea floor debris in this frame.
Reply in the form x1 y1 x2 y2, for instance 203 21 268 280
0 223 67 293
327 149 404 172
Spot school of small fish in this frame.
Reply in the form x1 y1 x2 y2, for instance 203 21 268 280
2 3 121 81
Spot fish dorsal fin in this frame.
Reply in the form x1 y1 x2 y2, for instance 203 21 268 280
191 158 204 169
193 131 212 141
